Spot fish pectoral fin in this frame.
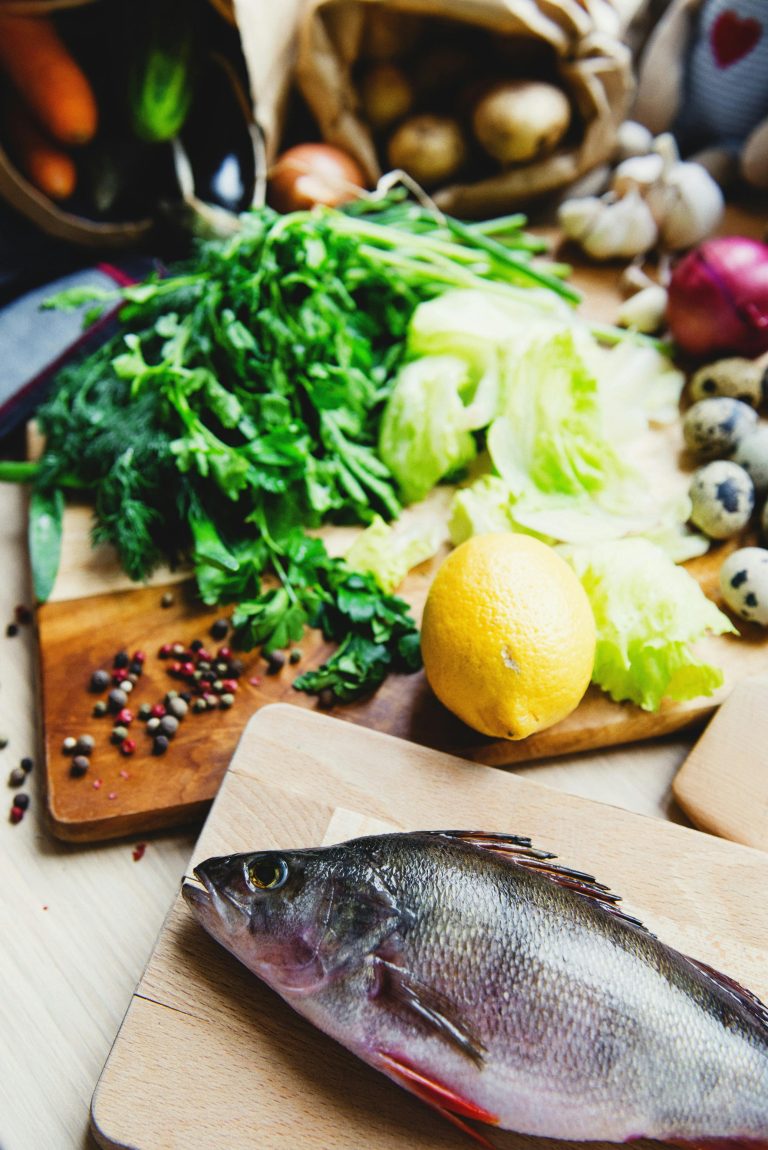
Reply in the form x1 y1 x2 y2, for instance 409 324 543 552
376 1050 498 1148
428 831 652 936
312 875 406 980
371 955 486 1065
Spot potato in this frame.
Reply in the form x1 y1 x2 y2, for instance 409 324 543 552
360 63 414 130
472 79 571 165
387 114 467 188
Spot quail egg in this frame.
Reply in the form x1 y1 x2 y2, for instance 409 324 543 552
719 547 768 626
682 397 757 460
731 424 768 498
688 460 755 539
689 356 767 407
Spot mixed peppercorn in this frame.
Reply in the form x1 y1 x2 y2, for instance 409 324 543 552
61 616 255 785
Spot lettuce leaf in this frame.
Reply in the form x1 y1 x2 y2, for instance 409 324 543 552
486 329 640 509
378 356 478 504
562 538 737 711
346 513 445 593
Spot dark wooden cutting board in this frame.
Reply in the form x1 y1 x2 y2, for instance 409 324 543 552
36 205 768 842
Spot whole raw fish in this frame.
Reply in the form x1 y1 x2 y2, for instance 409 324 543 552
182 830 768 1147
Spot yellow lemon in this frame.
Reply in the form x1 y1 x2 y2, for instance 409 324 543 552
421 533 596 740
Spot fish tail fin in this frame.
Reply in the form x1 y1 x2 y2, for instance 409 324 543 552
377 1050 498 1149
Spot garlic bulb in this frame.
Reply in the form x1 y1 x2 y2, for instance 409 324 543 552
646 160 725 250
566 190 659 260
611 152 664 198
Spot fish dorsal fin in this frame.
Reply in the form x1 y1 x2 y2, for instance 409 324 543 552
428 830 651 935
685 957 768 1032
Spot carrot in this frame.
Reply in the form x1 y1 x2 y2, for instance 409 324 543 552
3 99 77 200
0 13 98 146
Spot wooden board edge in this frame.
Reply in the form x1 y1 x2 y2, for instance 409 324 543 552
228 705 768 862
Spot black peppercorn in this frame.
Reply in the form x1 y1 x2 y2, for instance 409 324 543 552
89 669 110 693
210 618 229 640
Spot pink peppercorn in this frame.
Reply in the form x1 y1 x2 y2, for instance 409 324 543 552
120 738 136 756
218 646 232 660
132 650 146 664
117 708 134 725
92 778 103 789
9 804 24 824
112 668 129 683
221 679 238 693
180 661 195 678
196 648 212 663
169 661 183 676
150 703 166 718
159 643 172 657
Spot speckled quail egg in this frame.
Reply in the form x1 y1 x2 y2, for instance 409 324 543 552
719 547 768 625
682 397 757 460
689 356 768 407
731 424 768 498
688 460 755 539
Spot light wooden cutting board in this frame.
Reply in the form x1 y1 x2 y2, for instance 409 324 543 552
672 674 768 851
90 704 768 1150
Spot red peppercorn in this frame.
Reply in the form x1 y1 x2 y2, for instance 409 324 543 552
9 804 24 824
150 702 166 718
217 646 232 660
180 661 196 678
112 668 129 683
132 650 146 664
117 708 134 725
221 679 239 694
120 738 136 756
158 643 173 658
169 661 183 676
196 648 212 663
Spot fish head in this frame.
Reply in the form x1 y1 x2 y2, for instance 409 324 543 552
182 847 345 994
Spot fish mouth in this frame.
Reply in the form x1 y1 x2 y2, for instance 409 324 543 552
181 872 210 906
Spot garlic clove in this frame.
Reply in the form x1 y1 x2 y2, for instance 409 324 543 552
611 152 665 198
614 120 655 162
619 261 656 297
580 190 659 260
647 161 725 250
557 196 605 243
617 283 669 333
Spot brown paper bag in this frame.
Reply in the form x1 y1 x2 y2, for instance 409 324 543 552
293 0 635 216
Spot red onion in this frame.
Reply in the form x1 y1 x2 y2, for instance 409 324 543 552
666 236 768 359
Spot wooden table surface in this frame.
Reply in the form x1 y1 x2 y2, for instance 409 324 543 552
0 477 703 1150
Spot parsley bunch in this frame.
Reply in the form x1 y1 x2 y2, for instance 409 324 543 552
4 194 575 700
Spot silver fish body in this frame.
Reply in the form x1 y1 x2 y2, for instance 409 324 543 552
182 831 768 1145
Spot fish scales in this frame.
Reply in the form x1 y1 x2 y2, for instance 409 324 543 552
182 831 768 1145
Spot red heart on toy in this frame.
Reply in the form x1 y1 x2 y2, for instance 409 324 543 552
711 9 762 68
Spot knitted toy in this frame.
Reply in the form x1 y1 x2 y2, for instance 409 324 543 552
633 0 768 188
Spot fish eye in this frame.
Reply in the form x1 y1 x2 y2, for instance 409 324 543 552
246 855 288 891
